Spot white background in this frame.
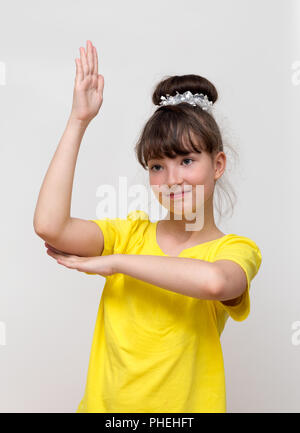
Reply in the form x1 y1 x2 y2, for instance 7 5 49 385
0 0 299 413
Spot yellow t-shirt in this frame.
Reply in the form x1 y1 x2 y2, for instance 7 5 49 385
76 210 262 413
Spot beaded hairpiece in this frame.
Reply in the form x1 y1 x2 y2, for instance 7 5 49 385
158 90 213 112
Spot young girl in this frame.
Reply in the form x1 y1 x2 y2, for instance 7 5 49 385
34 40 262 413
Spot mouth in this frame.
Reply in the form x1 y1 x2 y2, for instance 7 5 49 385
168 190 191 200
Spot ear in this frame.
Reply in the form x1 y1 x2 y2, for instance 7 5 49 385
214 151 226 181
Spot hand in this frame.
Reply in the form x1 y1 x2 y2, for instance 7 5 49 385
45 242 117 276
69 40 104 124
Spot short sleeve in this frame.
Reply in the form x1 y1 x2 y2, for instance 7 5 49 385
85 210 149 275
212 236 262 322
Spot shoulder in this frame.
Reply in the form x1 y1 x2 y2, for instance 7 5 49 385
211 233 262 281
212 233 262 285
123 209 151 235
121 210 151 252
215 233 262 257
211 234 263 321
90 210 150 255
126 210 151 237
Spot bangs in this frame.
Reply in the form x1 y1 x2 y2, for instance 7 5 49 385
140 109 207 167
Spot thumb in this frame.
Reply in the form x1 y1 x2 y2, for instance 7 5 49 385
97 74 104 93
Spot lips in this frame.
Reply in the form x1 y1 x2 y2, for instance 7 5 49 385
170 194 183 201
161 188 192 198
169 190 191 199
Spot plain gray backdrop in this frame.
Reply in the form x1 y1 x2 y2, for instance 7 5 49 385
0 0 299 413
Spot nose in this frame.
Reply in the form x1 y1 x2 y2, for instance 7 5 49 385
165 166 183 189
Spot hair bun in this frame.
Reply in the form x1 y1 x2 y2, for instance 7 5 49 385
152 74 218 107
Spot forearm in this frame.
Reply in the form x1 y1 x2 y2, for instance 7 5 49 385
114 254 222 300
33 116 89 236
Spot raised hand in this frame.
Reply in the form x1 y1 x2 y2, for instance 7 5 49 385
70 40 104 124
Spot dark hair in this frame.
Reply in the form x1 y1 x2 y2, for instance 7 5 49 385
134 74 223 169
134 74 237 220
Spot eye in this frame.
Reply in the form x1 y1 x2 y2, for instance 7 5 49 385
182 158 193 166
150 158 194 172
150 164 162 172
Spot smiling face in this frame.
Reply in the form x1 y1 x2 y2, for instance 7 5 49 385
148 149 226 220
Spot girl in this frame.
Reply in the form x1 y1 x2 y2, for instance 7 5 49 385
33 40 262 413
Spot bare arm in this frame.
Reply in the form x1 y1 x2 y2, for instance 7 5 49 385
113 254 223 300
33 116 88 235
33 40 105 257
45 248 244 302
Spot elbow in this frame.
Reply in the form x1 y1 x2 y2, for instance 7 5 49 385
33 213 46 237
33 218 47 238
33 220 44 237
33 225 49 241
33 220 60 242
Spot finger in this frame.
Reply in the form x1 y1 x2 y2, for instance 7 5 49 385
44 242 69 256
46 249 63 259
86 40 94 75
44 241 60 252
75 57 83 82
57 257 73 265
46 249 74 261
57 257 85 272
93 45 98 76
57 258 77 269
80 46 89 77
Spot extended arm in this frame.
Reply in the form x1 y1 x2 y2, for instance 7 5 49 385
46 248 245 303
114 254 223 300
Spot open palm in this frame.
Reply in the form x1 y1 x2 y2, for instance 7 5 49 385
71 40 104 123
45 242 116 277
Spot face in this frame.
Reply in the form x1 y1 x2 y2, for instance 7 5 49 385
148 150 226 220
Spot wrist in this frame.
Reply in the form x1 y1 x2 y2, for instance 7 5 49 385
112 254 123 274
67 115 90 130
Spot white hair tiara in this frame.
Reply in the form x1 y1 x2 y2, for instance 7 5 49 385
158 90 213 112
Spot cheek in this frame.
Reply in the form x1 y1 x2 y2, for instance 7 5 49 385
149 176 160 192
149 177 162 200
149 172 167 191
149 171 160 182
188 169 208 188
190 164 214 183
190 171 215 201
